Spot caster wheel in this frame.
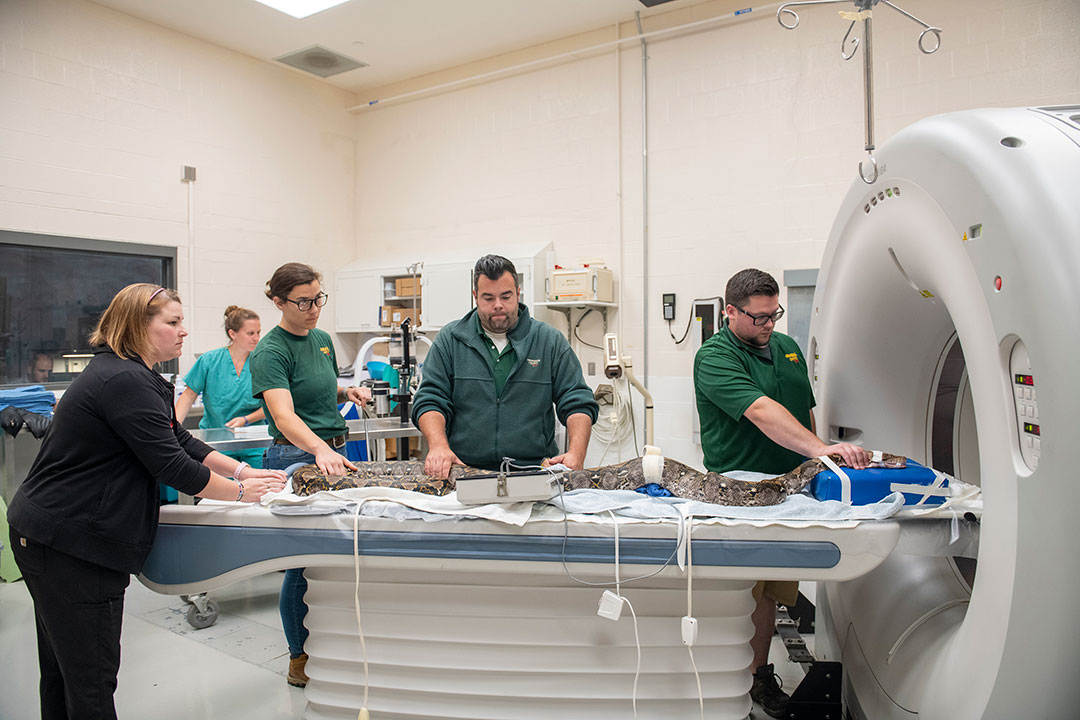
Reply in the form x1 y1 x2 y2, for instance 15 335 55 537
186 599 219 629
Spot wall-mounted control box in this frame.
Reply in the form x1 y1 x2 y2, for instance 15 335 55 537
662 293 676 321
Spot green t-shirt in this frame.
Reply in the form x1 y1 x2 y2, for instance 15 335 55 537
249 326 346 441
693 324 815 474
475 313 516 397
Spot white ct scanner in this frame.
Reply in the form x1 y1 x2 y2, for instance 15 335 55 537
810 105 1080 719
140 106 1079 719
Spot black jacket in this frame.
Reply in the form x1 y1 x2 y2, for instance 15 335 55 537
8 349 212 574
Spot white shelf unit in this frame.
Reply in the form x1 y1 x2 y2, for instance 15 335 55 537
533 301 617 342
335 243 554 333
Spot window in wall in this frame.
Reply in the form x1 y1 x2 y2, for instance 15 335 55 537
0 232 176 386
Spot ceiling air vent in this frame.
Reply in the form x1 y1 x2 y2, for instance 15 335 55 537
274 45 367 78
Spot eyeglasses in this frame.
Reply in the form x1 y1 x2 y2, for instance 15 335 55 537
284 292 328 312
736 304 785 326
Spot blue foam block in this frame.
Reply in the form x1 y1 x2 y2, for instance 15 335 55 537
810 459 947 506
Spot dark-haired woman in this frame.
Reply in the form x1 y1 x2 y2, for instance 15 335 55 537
175 304 266 468
250 262 371 687
8 283 286 720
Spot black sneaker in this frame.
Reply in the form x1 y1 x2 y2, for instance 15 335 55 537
750 663 789 719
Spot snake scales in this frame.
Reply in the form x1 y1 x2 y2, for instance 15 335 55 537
291 453 906 506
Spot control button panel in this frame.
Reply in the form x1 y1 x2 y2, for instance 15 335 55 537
1009 341 1041 470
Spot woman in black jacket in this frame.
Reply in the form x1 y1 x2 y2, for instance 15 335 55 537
7 283 286 720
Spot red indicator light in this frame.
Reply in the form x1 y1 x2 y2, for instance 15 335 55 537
1015 374 1034 386
1023 423 1041 436
994 276 1002 291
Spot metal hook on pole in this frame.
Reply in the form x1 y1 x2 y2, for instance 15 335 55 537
880 0 942 54
777 0 850 31
777 0 941 185
859 13 877 184
841 20 860 60
859 150 879 184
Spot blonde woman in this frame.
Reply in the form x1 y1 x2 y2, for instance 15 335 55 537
8 283 285 719
175 305 266 467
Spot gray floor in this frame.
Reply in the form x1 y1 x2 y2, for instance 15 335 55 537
0 573 305 720
0 573 811 719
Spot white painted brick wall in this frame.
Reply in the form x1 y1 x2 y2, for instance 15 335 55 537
0 0 357 365
352 0 1079 462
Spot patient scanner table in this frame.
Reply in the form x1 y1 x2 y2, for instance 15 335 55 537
139 499 951 720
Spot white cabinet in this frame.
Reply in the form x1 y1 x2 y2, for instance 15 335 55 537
335 270 380 332
421 261 473 328
335 243 554 333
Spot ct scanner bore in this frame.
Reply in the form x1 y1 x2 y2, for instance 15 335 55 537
808 106 1080 719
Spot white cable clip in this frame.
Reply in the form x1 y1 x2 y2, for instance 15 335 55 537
598 590 625 621
681 616 698 647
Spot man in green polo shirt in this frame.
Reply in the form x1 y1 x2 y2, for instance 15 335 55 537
694 268 868 718
412 254 599 478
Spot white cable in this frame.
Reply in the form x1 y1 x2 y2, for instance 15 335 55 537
352 501 371 719
556 478 679 587
593 379 634 464
623 597 642 719
607 509 622 596
685 512 693 620
606 509 642 719
686 646 705 720
679 507 704 719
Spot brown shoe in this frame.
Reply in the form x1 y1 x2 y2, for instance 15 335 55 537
287 653 309 688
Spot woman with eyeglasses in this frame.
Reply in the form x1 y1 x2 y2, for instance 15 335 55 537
249 262 372 688
7 283 286 720
174 305 267 470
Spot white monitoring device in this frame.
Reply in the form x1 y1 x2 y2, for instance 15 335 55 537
603 333 622 379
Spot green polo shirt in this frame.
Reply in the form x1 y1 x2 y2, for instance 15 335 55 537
249 326 347 441
693 323 815 474
475 313 516 396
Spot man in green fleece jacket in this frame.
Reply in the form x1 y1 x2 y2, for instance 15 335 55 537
412 254 599 478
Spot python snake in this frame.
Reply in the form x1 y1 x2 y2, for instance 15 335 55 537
290 453 905 507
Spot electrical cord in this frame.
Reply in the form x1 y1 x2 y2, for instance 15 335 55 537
667 295 724 344
464 460 684 716
554 477 680 587
605 509 642 719
592 379 634 465
495 462 675 586
352 501 372 720
624 598 642 718
678 507 705 720
574 308 605 350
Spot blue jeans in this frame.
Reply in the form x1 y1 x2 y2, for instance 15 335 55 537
264 442 346 658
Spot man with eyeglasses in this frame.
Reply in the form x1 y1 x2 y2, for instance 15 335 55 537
693 268 868 718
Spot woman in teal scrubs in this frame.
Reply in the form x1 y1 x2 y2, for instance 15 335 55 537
175 305 266 467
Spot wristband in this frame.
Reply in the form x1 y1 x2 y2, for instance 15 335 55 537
236 481 244 502
233 461 249 480
239 416 248 426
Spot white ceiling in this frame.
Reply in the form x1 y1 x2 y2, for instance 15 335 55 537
89 0 692 94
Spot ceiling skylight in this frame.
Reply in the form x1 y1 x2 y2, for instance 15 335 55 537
252 0 352 20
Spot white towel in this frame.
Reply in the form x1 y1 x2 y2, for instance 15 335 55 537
261 486 536 526
540 488 906 525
